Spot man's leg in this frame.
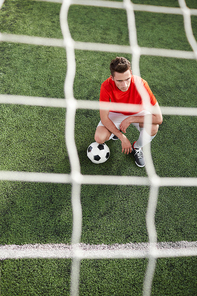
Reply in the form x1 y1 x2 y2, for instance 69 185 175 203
134 123 159 149
94 113 127 144
94 126 111 144
132 124 159 167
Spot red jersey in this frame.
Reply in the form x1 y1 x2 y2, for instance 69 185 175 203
99 75 157 115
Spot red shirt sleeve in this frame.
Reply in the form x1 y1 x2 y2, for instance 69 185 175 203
143 80 157 106
100 85 110 102
99 78 112 102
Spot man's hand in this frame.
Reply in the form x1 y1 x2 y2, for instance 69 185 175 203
121 134 132 154
120 117 131 133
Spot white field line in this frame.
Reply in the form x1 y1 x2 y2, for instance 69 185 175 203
0 241 197 260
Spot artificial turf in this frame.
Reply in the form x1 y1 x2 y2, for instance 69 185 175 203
0 0 197 295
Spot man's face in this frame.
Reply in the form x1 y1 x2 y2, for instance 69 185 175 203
111 70 132 92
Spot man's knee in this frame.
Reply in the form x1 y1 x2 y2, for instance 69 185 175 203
94 133 103 144
151 124 159 136
94 127 111 143
94 133 110 144
143 124 159 136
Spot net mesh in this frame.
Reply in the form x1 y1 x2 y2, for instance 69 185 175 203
0 1 197 295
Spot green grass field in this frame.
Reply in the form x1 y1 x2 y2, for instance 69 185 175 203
0 0 197 295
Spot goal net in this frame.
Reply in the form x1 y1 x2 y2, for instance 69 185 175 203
0 0 197 296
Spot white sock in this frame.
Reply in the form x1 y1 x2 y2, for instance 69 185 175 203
134 128 156 149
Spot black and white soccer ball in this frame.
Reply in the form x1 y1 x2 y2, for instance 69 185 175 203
87 142 110 164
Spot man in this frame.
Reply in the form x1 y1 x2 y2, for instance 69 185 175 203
94 57 163 167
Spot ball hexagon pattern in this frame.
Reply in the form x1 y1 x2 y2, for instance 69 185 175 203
87 142 110 164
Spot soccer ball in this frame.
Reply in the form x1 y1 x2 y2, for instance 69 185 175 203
87 142 110 164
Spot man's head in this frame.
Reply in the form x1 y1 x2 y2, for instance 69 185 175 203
110 57 132 92
110 57 131 76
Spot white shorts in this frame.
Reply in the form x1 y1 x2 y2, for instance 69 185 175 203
97 110 150 140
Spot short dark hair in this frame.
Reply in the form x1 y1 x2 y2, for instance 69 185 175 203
110 57 131 77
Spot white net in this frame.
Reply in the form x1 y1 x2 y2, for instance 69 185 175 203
0 0 197 296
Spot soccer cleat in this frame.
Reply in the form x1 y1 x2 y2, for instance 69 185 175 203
132 142 145 168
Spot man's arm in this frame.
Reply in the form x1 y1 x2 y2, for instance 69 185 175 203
100 109 132 154
120 103 163 134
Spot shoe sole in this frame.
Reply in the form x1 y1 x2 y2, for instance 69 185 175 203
135 161 145 168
